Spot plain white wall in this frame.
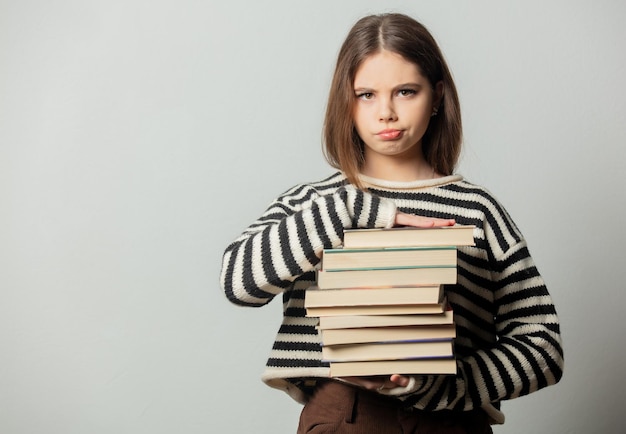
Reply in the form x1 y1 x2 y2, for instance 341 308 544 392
1 0 625 433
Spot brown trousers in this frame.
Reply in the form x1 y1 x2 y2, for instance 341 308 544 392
297 381 492 434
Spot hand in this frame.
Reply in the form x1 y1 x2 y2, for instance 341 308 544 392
340 374 411 392
394 212 455 228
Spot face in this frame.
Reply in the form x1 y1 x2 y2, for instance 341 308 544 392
352 50 442 163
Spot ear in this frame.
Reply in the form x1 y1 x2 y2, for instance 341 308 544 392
433 81 444 108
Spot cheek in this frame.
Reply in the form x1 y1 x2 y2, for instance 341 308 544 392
411 105 434 125
352 108 368 131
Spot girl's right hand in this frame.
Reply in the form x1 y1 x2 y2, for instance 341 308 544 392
394 211 455 228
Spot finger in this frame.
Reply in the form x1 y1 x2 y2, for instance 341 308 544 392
340 376 386 391
389 374 410 387
394 212 427 228
395 212 455 228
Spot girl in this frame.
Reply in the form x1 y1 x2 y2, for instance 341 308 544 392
220 13 563 434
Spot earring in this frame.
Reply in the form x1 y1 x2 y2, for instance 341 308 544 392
431 107 439 117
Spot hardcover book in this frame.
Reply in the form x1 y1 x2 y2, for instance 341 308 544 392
305 285 443 308
306 296 447 317
317 308 454 330
316 266 456 289
329 358 457 377
322 340 454 362
322 246 457 271
342 225 475 249
320 324 456 346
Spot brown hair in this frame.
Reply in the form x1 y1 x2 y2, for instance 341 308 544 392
323 13 462 189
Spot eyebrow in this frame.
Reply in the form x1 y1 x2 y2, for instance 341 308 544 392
395 82 422 89
353 82 424 91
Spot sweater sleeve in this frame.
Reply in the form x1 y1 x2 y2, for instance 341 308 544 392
397 214 564 414
220 183 397 307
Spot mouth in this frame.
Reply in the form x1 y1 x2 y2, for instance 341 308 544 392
377 129 403 140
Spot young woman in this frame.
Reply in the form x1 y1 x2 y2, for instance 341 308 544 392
220 13 563 434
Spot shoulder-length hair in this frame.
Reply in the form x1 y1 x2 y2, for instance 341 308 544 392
323 13 462 189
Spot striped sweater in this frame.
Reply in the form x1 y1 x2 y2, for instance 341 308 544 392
220 172 563 423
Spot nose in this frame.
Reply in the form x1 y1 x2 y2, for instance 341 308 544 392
379 98 397 122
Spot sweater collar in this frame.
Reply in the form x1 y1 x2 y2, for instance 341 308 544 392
357 173 463 190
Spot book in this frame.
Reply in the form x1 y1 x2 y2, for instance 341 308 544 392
342 225 475 249
329 358 457 377
320 324 456 346
316 266 456 289
317 309 454 329
312 225 467 377
322 340 454 362
305 285 443 308
322 246 457 271
306 297 447 317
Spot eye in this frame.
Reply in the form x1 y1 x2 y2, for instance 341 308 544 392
398 88 417 97
356 92 374 100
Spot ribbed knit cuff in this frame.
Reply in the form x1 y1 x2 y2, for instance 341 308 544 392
337 185 397 229
377 198 397 228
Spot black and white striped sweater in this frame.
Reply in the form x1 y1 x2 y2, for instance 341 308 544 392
220 172 563 423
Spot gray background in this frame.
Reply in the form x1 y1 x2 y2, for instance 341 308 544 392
1 0 625 433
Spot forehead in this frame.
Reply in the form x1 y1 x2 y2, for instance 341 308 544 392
354 50 427 87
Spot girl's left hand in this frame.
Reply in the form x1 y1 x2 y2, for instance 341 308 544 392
394 211 455 228
340 374 411 391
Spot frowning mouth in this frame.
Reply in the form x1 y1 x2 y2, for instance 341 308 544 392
377 129 404 140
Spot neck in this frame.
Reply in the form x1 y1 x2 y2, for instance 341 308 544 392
361 151 436 182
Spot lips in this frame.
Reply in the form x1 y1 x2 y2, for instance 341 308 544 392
377 129 403 140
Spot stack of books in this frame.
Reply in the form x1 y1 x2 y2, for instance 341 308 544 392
305 225 475 377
